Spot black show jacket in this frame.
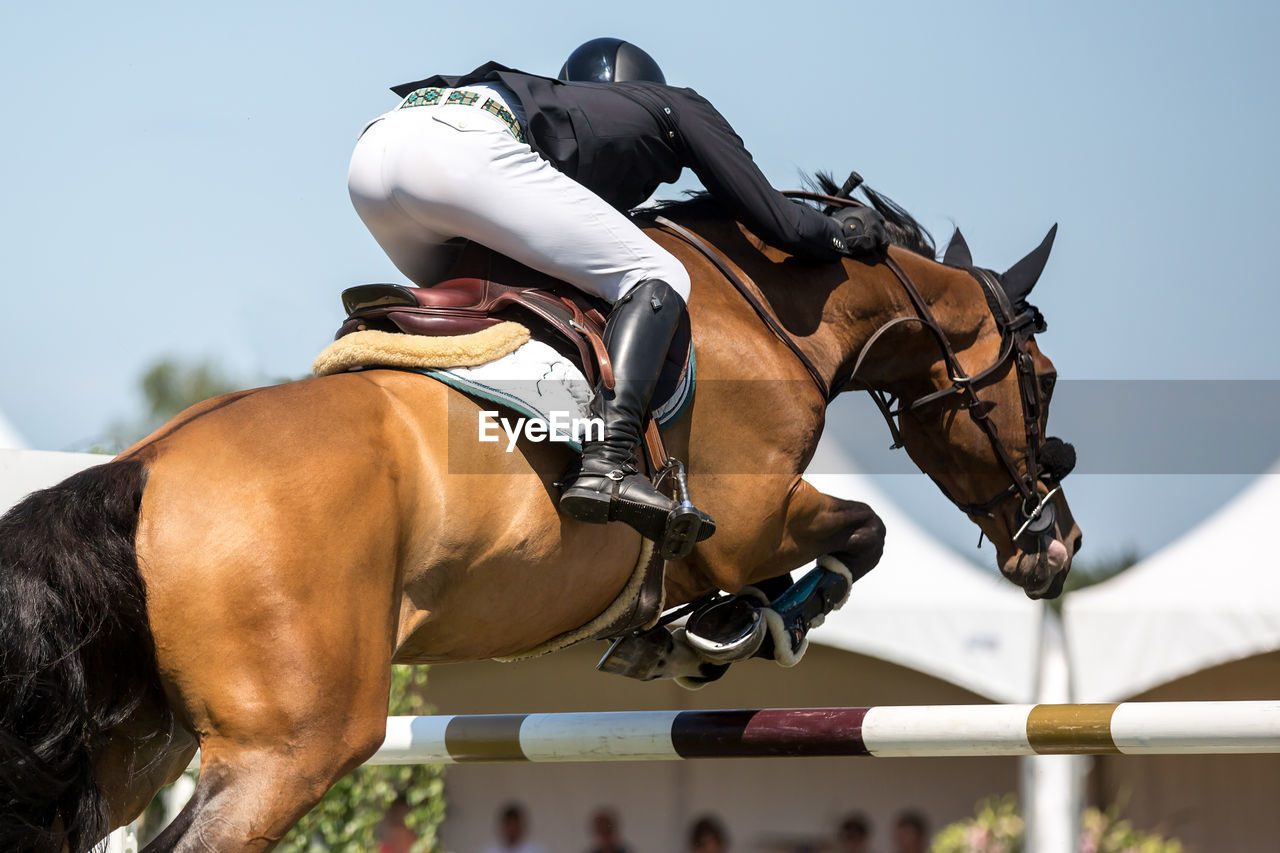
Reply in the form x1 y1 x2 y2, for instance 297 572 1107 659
391 63 844 263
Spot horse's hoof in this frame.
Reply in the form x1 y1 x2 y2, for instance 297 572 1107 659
596 626 719 682
684 596 767 663
596 627 675 681
674 661 730 690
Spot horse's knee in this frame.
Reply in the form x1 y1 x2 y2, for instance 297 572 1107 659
863 506 886 551
837 502 885 571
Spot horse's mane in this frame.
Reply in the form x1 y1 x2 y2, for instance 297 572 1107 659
642 172 937 260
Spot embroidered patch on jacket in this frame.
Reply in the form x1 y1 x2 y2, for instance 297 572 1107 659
400 87 443 108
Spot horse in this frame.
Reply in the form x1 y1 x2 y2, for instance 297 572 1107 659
0 184 1081 852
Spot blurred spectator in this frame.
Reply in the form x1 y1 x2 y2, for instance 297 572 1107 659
689 814 729 853
891 811 928 853
484 802 548 853
586 807 631 853
835 812 872 853
379 795 416 853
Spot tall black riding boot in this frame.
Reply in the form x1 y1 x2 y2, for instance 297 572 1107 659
559 280 714 558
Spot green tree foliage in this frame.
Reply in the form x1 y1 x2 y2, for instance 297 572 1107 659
931 795 1023 853
931 795 1183 853
277 665 445 853
137 358 242 423
97 356 246 451
101 356 298 451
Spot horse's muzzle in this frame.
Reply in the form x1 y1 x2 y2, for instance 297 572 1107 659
1004 527 1080 599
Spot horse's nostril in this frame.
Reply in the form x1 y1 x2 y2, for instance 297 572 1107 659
1071 533 1083 555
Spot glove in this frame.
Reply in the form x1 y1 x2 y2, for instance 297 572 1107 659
830 206 888 256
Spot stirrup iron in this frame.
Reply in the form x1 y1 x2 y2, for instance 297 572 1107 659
655 458 713 560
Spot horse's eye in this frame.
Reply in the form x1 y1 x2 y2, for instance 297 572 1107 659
1039 374 1057 399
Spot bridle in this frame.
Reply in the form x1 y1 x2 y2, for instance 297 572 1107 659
795 190 1062 536
653 195 1064 540
851 255 1060 537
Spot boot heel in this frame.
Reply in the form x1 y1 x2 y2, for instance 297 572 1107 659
559 489 613 524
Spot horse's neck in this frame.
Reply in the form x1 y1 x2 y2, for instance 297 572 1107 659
830 251 995 393
660 218 991 398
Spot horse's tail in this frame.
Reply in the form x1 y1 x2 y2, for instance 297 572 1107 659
0 456 169 853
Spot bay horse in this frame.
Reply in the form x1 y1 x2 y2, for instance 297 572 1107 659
0 186 1081 852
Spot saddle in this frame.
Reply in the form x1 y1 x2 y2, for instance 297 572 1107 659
335 242 692 468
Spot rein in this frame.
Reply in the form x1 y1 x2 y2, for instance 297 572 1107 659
651 215 834 399
652 199 1058 532
783 191 1058 525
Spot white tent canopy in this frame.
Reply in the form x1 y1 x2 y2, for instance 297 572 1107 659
807 473 1045 703
1063 469 1280 702
0 448 108 511
0 412 27 450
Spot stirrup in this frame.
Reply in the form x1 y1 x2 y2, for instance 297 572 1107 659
659 504 711 560
654 458 715 560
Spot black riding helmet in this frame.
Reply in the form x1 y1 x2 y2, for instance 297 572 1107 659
558 37 666 84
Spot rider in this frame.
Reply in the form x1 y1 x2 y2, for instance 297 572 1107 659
348 37 888 556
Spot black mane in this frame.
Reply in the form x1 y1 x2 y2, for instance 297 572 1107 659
641 172 937 260
812 172 936 259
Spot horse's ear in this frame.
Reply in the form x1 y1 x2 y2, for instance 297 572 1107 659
942 228 973 267
1001 224 1058 303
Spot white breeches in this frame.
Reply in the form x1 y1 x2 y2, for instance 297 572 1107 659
347 103 691 304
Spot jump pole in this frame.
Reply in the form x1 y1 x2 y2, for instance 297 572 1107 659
371 701 1280 764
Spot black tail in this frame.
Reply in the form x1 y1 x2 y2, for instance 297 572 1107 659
0 457 169 852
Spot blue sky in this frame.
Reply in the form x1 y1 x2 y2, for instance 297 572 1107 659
3 1 1277 565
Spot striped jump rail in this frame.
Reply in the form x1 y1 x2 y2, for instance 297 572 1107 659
369 701 1280 764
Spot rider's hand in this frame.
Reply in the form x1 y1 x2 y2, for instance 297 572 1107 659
830 206 888 256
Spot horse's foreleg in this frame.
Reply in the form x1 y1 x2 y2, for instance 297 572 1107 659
760 476 886 583
679 476 885 600
654 478 885 672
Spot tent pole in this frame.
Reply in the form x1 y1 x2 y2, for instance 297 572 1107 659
1021 608 1084 853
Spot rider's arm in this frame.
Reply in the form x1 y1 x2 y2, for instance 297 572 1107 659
667 88 846 262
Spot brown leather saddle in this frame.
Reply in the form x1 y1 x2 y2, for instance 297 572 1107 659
335 242 692 466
